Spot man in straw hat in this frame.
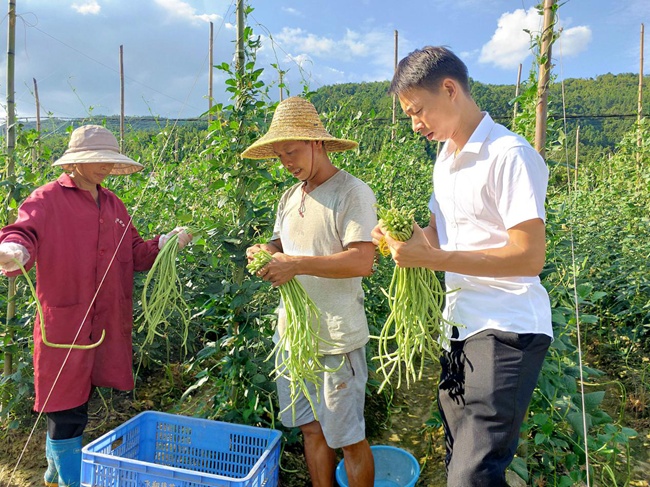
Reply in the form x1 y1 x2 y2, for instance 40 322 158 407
372 46 553 486
0 124 191 487
243 97 376 486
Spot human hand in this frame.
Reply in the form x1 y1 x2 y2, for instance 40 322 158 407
381 222 434 268
370 220 388 247
246 243 265 263
0 242 30 272
159 227 192 250
258 252 296 287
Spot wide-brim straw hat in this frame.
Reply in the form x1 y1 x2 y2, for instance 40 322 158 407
241 96 358 160
52 125 144 175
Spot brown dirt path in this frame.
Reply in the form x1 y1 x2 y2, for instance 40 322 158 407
367 360 448 487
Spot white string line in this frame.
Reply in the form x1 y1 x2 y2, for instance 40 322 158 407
249 14 323 92
3 1 234 121
3 4 232 482
12 15 197 112
555 13 591 484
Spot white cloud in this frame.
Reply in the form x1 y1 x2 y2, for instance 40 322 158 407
341 30 368 57
282 7 302 17
262 25 396 90
289 53 313 70
479 8 542 69
71 0 100 15
275 28 337 57
556 26 592 57
154 0 223 25
479 7 592 70
273 26 392 66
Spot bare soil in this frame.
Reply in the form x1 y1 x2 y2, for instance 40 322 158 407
0 364 447 487
278 361 448 486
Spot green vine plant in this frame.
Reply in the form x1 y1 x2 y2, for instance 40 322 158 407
505 3 641 485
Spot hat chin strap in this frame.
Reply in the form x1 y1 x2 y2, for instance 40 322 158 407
303 142 319 187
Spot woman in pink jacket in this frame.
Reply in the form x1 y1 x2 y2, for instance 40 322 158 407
0 125 190 487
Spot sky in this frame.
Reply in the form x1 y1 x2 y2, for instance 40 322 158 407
0 0 648 121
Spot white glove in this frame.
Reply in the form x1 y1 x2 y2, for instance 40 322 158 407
0 242 31 272
159 227 192 250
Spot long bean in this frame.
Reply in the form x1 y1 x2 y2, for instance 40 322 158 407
138 233 190 353
247 249 341 421
373 205 457 391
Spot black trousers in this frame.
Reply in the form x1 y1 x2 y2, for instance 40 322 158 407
46 402 89 440
438 329 551 487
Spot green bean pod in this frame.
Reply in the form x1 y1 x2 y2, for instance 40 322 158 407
138 233 191 354
248 249 343 422
373 205 458 392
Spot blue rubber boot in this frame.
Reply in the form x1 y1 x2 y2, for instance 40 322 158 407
49 436 82 487
44 435 58 486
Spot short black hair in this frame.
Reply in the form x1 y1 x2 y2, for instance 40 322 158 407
389 46 470 96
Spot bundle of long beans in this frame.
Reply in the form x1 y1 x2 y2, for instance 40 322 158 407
138 232 190 353
248 249 340 421
374 205 455 391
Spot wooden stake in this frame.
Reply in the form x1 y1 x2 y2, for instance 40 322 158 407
33 78 40 133
33 78 40 162
637 23 644 167
208 21 213 122
4 0 17 383
512 63 522 128
119 44 125 152
534 0 556 158
638 23 644 127
236 0 244 78
391 30 398 140
574 125 580 192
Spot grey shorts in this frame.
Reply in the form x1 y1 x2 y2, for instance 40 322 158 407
275 346 368 449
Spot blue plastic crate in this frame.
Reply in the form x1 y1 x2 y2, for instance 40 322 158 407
81 411 281 487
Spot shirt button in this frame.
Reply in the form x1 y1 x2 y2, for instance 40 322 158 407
99 250 105 256
99 218 104 224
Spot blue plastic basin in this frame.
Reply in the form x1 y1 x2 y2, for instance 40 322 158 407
336 445 420 487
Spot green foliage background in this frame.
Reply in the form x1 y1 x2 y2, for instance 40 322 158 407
1 6 649 486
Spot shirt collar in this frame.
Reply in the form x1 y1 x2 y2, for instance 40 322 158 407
463 112 495 156
441 112 495 165
57 173 77 188
57 172 105 194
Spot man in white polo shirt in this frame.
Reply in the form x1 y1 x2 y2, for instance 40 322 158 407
372 46 553 487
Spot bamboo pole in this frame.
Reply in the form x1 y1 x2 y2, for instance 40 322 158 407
4 0 17 382
534 0 556 158
33 78 40 162
574 125 580 192
236 0 244 78
33 78 40 133
512 63 523 128
391 30 398 140
638 23 644 126
279 71 284 101
637 23 644 167
208 21 213 122
119 45 125 152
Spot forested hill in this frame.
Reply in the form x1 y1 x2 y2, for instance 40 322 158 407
13 73 647 155
311 73 650 152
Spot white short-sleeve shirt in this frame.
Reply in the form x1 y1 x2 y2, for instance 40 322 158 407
429 113 553 344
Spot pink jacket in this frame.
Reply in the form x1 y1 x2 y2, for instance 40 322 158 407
0 174 159 412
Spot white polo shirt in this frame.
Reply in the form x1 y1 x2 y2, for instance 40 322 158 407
429 113 553 345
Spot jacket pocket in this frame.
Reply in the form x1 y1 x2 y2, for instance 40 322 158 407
42 304 93 346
